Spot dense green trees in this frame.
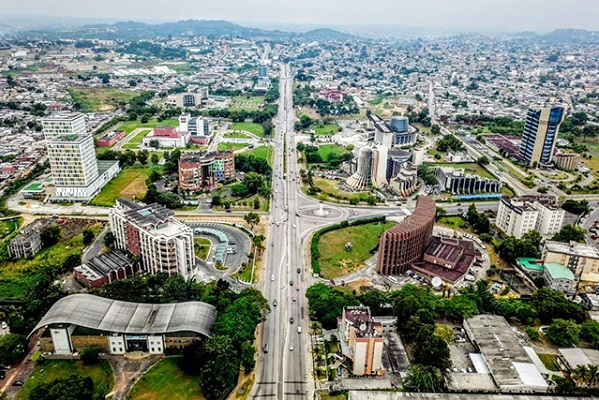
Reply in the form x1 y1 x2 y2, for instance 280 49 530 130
417 163 438 185
552 224 587 243
80 347 101 365
496 230 542 264
306 283 360 329
403 364 443 392
0 334 28 365
545 319 581 347
235 154 272 177
29 375 95 400
465 203 490 234
561 199 590 215
40 225 61 248
436 134 465 152
82 229 95 246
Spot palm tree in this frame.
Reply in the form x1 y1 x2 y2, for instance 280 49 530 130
587 364 599 387
571 365 589 386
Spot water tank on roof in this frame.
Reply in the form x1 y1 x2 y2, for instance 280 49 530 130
431 276 443 290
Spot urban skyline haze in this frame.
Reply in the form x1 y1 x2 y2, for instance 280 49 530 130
2 0 599 34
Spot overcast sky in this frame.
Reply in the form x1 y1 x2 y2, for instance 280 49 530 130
5 0 599 33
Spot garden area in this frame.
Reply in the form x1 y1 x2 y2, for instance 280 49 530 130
218 142 247 152
17 359 113 400
127 356 204 400
0 218 20 241
122 129 153 149
314 219 395 279
304 176 374 205
312 123 340 136
90 167 161 207
118 118 178 134
68 87 137 113
243 145 273 165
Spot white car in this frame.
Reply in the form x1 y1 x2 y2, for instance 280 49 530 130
271 274 275 281
297 326 302 334
1 321 7 329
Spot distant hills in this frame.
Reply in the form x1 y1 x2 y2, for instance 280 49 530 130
514 28 599 44
20 19 356 41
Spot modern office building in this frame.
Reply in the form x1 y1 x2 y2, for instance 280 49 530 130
376 196 436 275
518 106 565 167
495 196 564 238
179 113 211 144
435 167 502 195
178 151 235 192
346 146 374 190
338 306 384 376
553 152 580 171
389 163 419 197
30 294 216 355
369 114 417 148
543 240 599 283
43 113 119 199
109 198 195 278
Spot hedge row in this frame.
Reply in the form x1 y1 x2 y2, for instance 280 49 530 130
311 216 385 275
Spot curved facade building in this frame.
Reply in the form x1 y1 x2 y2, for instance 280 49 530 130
376 196 436 275
346 146 374 190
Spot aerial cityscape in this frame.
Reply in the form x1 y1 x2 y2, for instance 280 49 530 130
1 1 599 400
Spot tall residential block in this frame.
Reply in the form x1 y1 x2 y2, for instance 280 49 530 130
43 113 119 199
495 196 564 238
519 106 565 167
109 198 194 277
339 306 384 376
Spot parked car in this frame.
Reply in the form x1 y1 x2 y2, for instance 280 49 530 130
12 380 24 386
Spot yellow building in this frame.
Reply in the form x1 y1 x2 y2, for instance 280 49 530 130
543 241 599 283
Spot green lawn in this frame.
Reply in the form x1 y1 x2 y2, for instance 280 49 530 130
309 177 370 202
122 129 153 149
0 218 20 241
312 123 339 136
68 87 137 113
233 263 255 283
438 216 469 230
243 145 273 165
118 118 179 134
90 167 159 207
17 360 113 400
316 144 351 160
317 221 395 279
231 122 265 137
194 237 211 260
127 357 205 400
218 142 247 152
224 131 251 139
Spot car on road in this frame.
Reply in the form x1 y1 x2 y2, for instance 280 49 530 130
290 317 294 324
290 280 293 286
297 326 302 334
273 300 277 307
292 224 296 229
292 294 296 301
263 344 269 353
297 268 301 273
289 343 294 351
12 380 25 386
271 274 275 281
296 285 299 291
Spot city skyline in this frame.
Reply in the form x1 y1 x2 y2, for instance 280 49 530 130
2 0 599 33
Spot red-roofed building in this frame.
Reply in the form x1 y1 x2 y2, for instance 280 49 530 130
412 236 479 284
318 89 345 103
142 126 190 148
97 130 126 147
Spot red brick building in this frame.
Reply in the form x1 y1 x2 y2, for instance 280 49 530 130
97 130 126 147
179 151 235 192
376 196 436 275
74 250 136 288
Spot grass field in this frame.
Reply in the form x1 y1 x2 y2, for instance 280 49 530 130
312 123 339 135
309 177 371 202
229 96 265 111
243 145 273 165
122 129 153 149
126 357 204 400
90 167 159 206
232 122 265 137
317 221 395 279
218 142 247 152
316 144 351 160
17 360 113 400
68 87 137 113
194 237 211 260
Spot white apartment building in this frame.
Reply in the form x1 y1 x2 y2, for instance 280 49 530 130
496 196 564 238
43 113 119 199
338 306 384 376
110 198 194 278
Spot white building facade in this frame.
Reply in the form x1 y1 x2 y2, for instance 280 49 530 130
496 196 564 238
